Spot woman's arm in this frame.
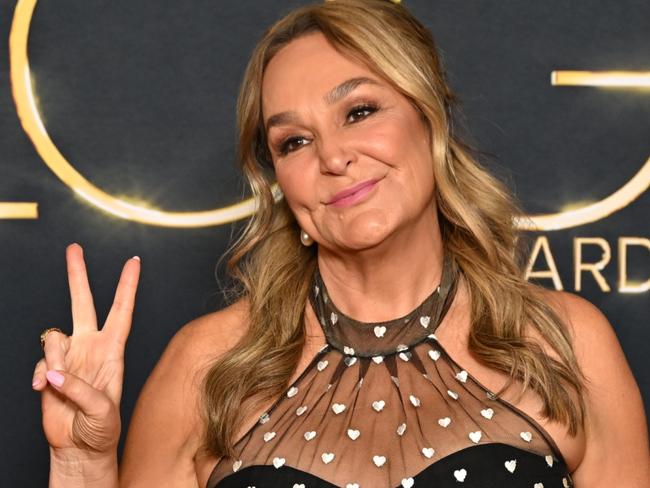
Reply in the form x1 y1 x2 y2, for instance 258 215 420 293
119 301 248 488
558 292 650 486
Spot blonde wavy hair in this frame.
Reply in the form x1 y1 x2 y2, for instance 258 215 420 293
201 0 585 457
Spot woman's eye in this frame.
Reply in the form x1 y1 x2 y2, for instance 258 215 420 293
278 136 308 155
346 104 378 123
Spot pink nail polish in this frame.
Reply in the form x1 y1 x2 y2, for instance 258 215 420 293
32 377 41 388
132 256 140 261
46 370 64 387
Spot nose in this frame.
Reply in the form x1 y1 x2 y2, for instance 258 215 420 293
316 133 355 175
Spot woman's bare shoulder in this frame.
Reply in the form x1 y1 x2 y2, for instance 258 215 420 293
537 288 650 483
536 288 622 359
175 297 251 359
120 297 251 487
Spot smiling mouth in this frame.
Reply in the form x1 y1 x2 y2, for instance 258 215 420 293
328 179 378 207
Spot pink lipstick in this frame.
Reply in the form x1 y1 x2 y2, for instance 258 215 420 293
328 179 378 207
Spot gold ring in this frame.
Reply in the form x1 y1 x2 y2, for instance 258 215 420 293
40 327 64 350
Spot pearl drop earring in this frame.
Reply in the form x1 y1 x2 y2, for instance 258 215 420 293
300 229 314 246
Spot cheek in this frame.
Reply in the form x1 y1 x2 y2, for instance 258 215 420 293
275 166 316 214
365 123 434 183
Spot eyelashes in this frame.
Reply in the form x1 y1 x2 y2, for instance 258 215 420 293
345 102 380 124
275 102 380 156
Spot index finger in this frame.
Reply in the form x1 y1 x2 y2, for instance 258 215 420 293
103 256 141 347
66 243 98 334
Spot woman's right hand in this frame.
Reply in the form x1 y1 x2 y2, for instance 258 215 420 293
32 243 141 458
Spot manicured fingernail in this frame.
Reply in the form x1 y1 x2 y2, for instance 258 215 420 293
46 370 64 387
32 377 41 388
132 256 140 261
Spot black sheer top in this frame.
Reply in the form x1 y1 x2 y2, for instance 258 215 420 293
207 257 573 488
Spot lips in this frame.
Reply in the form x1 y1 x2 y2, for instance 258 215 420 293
328 179 378 205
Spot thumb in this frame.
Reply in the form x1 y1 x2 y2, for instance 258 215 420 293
45 370 112 417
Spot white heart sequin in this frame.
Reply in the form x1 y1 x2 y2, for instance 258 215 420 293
314 285 319 295
534 484 544 488
480 408 494 419
372 355 384 364
399 352 411 362
563 478 570 488
409 395 421 407
504 459 517 473
293 484 305 488
346 484 360 488
263 431 276 442
438 417 451 427
455 370 468 383
422 447 435 458
469 431 482 443
287 386 298 398
454 468 467 482
321 452 335 464
304 430 316 441
372 400 385 412
545 455 554 467
296 405 308 416
447 389 459 400
396 423 407 436
259 412 270 424
232 459 242 472
428 333 438 340
331 312 338 325
317 360 329 371
520 431 533 442
373 455 386 467
374 325 386 337
344 356 358 367
347 428 360 440
272 457 285 468
420 315 431 328
396 343 409 352
332 403 346 414
343 346 355 355
428 349 441 361
401 478 414 488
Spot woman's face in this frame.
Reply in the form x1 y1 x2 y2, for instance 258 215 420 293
262 32 437 252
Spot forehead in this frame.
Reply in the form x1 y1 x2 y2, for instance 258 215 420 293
261 32 380 119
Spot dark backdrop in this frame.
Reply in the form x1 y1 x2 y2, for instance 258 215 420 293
1 1 648 485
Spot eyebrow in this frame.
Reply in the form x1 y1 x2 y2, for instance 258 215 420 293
264 76 379 132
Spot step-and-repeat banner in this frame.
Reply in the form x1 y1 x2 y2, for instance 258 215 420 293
1 0 647 484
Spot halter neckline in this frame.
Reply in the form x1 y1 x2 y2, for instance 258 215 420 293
308 254 459 357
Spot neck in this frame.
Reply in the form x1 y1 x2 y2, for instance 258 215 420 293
316 209 444 323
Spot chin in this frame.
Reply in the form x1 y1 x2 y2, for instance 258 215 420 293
339 217 395 250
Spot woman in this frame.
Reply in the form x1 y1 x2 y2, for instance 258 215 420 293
33 1 648 486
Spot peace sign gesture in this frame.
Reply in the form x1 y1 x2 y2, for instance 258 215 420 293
32 243 141 458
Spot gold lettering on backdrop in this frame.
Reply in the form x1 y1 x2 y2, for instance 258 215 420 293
525 236 564 290
618 237 650 293
574 238 612 292
0 202 38 218
8 1 649 229
525 236 649 293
